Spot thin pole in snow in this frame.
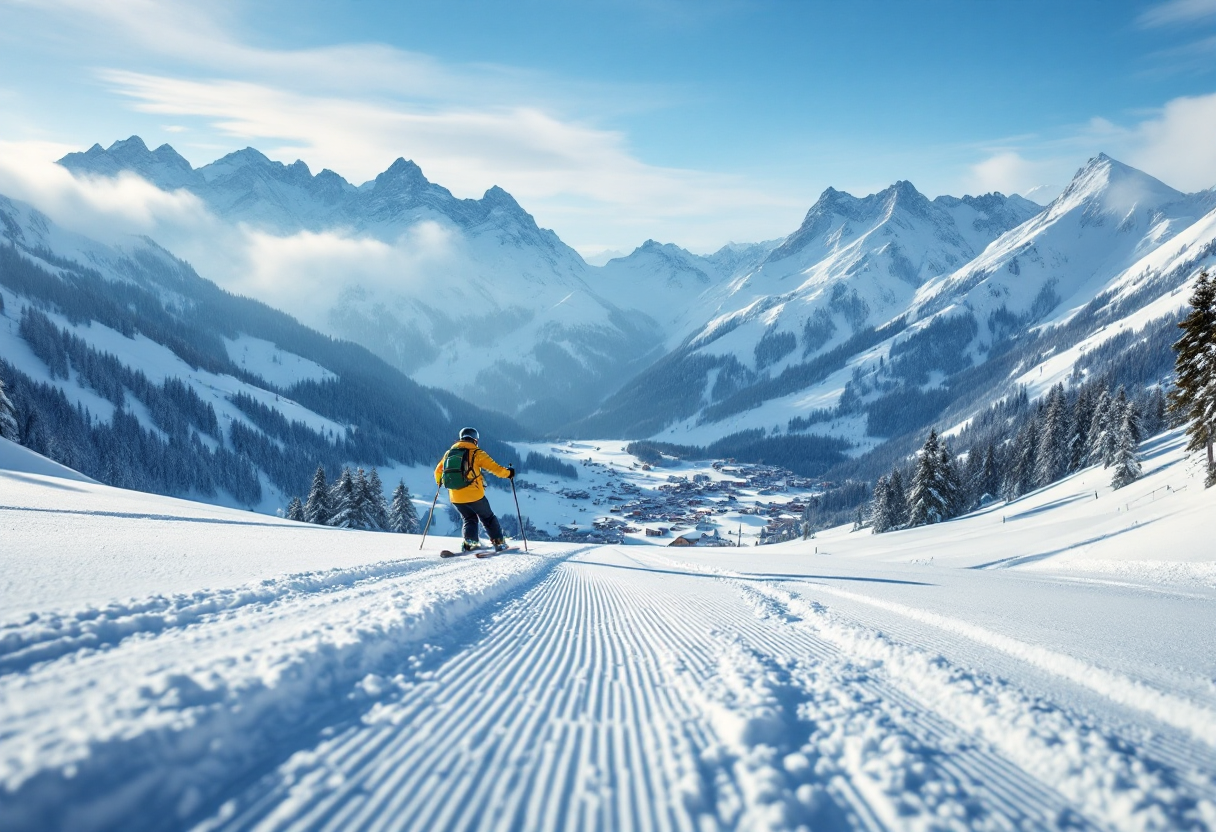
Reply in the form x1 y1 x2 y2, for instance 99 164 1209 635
419 484 441 550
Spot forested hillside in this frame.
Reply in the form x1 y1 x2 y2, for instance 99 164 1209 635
0 194 531 511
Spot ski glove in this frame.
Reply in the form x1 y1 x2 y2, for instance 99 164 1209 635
507 466 516 479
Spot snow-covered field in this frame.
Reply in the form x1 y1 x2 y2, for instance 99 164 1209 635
2 434 1215 831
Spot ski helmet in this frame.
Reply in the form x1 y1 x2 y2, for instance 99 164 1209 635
459 426 479 442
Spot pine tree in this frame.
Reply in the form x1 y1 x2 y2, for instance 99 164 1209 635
869 475 893 534
1111 401 1143 489
1119 390 1141 447
285 496 305 522
907 430 951 527
888 467 909 528
328 466 359 528
938 443 965 519
366 468 390 531
352 468 375 530
1169 270 1216 484
978 444 1000 503
962 449 984 512
0 375 18 442
1088 389 1116 468
1035 385 1070 487
800 499 817 539
1068 386 1093 472
304 465 331 525
1005 421 1038 499
1141 387 1167 438
388 480 420 533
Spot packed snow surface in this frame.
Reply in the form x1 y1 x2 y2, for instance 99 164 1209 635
2 434 1215 831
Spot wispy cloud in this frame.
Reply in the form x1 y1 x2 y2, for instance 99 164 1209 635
1138 0 1216 27
3 0 795 251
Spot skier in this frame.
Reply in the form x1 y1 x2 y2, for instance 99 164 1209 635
434 427 515 552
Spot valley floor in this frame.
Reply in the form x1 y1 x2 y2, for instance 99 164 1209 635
2 437 1216 831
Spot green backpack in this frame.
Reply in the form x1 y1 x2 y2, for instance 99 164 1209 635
441 446 478 489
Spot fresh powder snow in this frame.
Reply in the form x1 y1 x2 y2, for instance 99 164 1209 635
2 432 1215 831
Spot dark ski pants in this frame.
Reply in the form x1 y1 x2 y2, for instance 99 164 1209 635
454 497 503 543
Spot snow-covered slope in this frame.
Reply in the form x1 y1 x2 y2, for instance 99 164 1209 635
572 181 1041 438
590 238 778 345
577 155 1216 460
0 192 526 514
2 429 1214 831
914 153 1216 329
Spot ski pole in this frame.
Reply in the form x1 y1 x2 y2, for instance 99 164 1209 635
510 476 529 553
419 483 441 550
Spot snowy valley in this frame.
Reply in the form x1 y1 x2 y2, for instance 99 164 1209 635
3 135 1216 832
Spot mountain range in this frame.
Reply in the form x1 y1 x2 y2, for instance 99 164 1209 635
4 137 1214 518
58 137 1052 436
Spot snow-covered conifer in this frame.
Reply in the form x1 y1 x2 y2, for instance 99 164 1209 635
888 467 909 528
388 480 420 533
939 443 965 519
962 449 983 511
328 467 358 528
1116 388 1141 447
352 468 374 530
285 496 305 522
869 475 893 534
1169 270 1216 484
366 468 389 530
1141 387 1167 438
0 375 18 442
1088 389 1115 467
1005 421 1038 499
800 500 816 539
907 430 950 527
1035 385 1069 487
978 444 1000 503
1111 401 1143 489
1068 387 1093 471
304 465 331 525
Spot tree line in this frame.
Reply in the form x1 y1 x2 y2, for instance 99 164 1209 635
867 269 1216 533
284 465 420 534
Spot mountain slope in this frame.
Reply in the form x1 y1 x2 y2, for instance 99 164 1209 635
913 154 1216 331
58 138 664 431
570 180 1041 438
0 191 528 512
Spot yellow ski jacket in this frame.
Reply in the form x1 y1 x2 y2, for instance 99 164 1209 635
434 441 511 504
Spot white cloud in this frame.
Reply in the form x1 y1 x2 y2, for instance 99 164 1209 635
1124 92 1216 191
0 140 213 243
0 140 476 327
965 151 1058 199
237 223 465 326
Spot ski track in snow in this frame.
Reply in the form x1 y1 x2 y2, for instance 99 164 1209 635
4 545 1216 831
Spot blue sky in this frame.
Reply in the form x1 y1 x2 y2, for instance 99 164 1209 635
2 0 1216 256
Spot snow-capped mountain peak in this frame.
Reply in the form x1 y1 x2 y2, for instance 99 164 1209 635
59 136 196 189
913 153 1210 327
1052 152 1184 219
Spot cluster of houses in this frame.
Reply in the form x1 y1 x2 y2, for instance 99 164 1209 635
536 453 825 547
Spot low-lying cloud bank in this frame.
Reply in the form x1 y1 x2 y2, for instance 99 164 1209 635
0 143 471 329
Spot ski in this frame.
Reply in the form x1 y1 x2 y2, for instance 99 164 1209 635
476 546 521 558
439 547 484 558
